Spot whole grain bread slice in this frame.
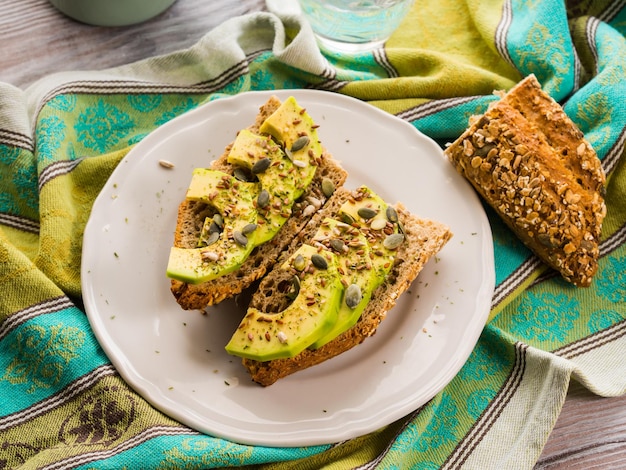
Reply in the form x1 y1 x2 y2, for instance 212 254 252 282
170 96 348 310
240 187 453 386
444 74 606 287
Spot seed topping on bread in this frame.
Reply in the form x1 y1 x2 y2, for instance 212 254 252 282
444 74 606 287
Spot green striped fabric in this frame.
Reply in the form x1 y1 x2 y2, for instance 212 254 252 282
1 0 625 468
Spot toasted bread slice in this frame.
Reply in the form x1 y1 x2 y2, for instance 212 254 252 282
170 96 348 309
444 74 606 286
240 187 453 386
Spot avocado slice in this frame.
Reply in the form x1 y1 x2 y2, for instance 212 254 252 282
310 189 403 348
166 169 259 284
308 218 380 349
225 244 343 361
258 96 321 191
227 129 299 244
167 96 325 286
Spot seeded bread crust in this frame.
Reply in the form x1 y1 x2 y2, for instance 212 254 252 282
444 74 606 287
170 96 348 310
241 187 453 386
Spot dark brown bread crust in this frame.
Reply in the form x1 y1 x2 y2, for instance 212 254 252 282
170 96 348 309
241 188 453 386
444 74 606 287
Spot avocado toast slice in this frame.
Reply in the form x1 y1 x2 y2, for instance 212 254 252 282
233 186 453 386
168 96 348 309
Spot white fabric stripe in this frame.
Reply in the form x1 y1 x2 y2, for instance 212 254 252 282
353 406 426 470
0 129 33 150
0 212 40 234
311 79 348 92
555 319 626 359
600 222 626 256
491 256 543 308
601 124 626 176
0 296 73 341
33 55 255 120
442 342 528 469
373 48 398 78
597 0 626 23
396 95 480 122
0 365 116 431
38 157 85 190
41 425 199 470
494 0 514 67
586 17 600 77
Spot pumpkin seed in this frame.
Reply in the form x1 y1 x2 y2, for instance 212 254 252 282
383 233 404 250
233 230 248 246
341 213 355 225
358 207 378 220
290 135 310 152
386 206 398 223
286 275 300 300
233 168 250 182
257 189 270 208
321 177 335 198
251 157 271 174
311 253 328 270
330 238 346 253
293 254 306 271
242 223 257 235
208 220 222 234
204 231 220 246
212 213 224 229
284 147 294 161
345 283 362 309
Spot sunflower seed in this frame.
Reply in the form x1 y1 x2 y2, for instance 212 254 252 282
370 218 387 231
201 250 219 261
158 159 175 169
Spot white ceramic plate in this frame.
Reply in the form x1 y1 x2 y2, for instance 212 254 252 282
82 90 494 447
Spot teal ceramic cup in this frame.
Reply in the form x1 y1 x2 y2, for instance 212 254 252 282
49 0 177 27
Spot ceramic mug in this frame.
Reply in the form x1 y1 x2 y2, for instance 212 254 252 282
49 0 177 27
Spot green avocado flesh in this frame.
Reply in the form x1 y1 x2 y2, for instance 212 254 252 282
166 169 258 283
226 186 404 361
225 245 343 361
166 96 323 284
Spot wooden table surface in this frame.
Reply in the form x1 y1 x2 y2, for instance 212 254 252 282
1 0 624 468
